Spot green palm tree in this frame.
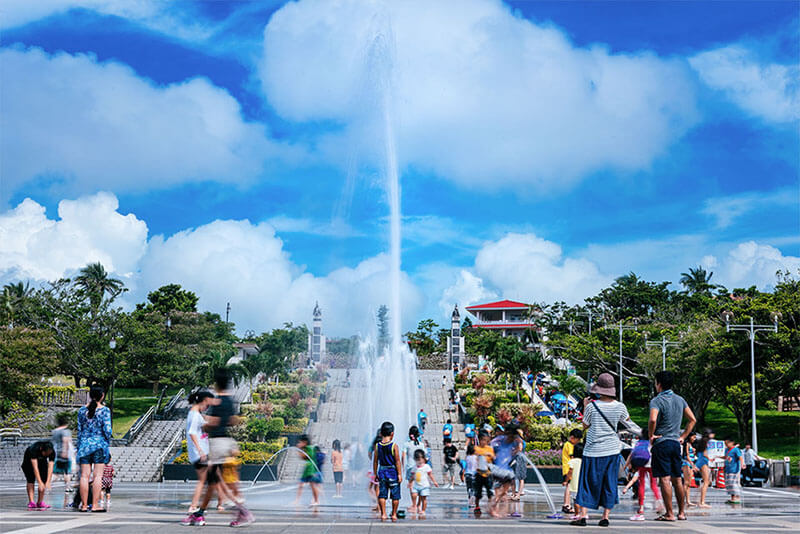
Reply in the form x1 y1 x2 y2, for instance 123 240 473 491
1 281 31 327
74 262 124 314
680 266 715 295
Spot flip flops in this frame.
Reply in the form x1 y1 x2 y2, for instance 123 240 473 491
654 515 676 522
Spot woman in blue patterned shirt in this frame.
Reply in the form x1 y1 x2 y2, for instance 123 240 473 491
77 385 112 512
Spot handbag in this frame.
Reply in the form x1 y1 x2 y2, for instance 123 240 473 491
592 400 642 438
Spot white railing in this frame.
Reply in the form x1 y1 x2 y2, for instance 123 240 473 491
156 428 184 480
161 388 185 417
123 405 156 443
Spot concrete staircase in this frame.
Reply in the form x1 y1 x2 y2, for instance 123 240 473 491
129 419 183 447
294 368 462 482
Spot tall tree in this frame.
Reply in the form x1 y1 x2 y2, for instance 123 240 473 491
136 284 199 315
680 266 716 295
0 327 58 416
74 262 124 316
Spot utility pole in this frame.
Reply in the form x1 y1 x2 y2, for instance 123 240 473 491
226 302 231 323
723 312 780 455
645 335 681 371
614 320 637 403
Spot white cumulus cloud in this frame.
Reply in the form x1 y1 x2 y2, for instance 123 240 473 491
0 192 422 336
259 0 699 190
441 233 613 307
714 241 800 290
690 45 800 123
0 192 148 282
0 46 295 198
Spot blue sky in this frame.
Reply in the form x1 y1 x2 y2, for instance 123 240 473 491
0 0 798 336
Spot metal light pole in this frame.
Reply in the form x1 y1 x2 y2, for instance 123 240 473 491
109 338 117 419
577 310 604 336
645 335 681 371
615 320 637 403
723 312 780 455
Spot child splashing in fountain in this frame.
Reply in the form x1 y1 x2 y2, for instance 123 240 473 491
373 421 402 522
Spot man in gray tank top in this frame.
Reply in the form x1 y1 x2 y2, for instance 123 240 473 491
648 371 696 522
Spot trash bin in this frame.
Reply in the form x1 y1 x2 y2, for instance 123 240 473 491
768 460 789 487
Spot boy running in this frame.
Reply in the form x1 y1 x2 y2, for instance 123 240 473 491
182 368 253 528
472 430 495 517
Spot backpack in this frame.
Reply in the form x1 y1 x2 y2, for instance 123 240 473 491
315 447 326 468
630 440 651 468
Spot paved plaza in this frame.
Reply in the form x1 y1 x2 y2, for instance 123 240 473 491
0 479 797 533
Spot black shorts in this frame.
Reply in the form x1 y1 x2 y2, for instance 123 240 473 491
21 459 49 484
651 440 682 479
473 474 493 501
334 471 343 484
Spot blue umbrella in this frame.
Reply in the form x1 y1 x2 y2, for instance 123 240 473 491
552 392 567 402
536 410 555 417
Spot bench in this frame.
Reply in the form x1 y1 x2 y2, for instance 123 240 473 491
0 428 23 446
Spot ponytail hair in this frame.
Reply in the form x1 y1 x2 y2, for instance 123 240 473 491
88 385 104 419
409 425 420 445
188 390 214 405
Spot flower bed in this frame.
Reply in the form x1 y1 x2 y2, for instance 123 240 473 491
172 437 288 465
526 448 561 466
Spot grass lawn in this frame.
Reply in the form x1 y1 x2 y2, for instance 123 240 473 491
627 401 800 474
111 387 180 438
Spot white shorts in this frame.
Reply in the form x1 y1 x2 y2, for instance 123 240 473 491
208 437 236 465
412 485 430 497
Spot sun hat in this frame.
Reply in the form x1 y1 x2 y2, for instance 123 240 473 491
590 373 616 397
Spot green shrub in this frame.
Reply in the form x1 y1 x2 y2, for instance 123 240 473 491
266 417 284 439
246 417 270 441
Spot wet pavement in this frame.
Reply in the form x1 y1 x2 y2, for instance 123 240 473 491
0 479 798 532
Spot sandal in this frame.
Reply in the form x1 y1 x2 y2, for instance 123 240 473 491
654 515 676 522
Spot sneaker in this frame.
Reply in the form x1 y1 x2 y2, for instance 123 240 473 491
27 502 38 510
230 510 254 527
569 517 586 526
598 519 610 527
629 514 645 521
37 502 51 510
181 514 206 526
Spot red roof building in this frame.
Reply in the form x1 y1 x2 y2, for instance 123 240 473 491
465 299 538 338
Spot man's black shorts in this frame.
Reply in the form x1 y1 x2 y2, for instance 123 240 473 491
651 440 682 479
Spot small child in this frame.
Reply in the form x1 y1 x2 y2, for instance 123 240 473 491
563 443 583 521
221 451 242 507
561 428 583 514
622 429 662 521
464 444 477 508
411 449 439 516
373 421 402 522
101 455 115 509
724 438 744 504
472 430 496 517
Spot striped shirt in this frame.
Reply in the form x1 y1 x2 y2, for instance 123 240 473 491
582 400 629 458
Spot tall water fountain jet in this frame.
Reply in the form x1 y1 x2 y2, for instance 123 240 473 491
350 21 418 449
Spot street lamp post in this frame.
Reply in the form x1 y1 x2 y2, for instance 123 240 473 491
109 338 117 419
577 310 604 336
723 312 780 455
615 320 637 403
645 335 681 371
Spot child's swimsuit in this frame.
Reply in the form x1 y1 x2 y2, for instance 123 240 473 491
375 441 398 481
695 451 708 469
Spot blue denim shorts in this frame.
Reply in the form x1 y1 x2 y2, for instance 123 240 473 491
379 478 401 500
78 449 110 465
